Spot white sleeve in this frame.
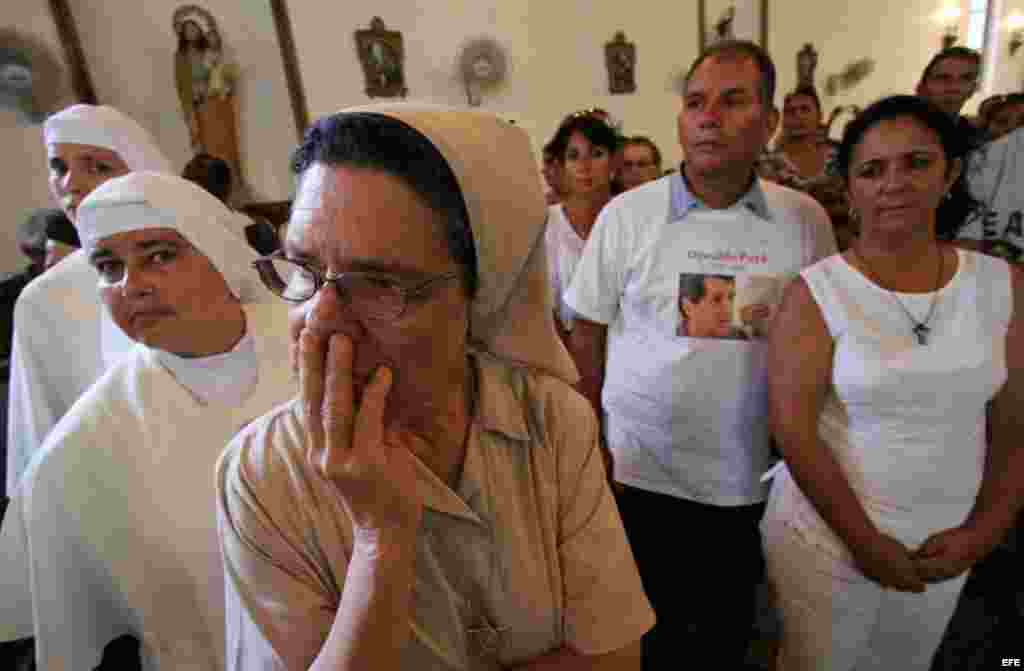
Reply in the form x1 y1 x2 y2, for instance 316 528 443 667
544 222 564 315
564 201 631 325
6 297 61 494
24 442 135 670
0 492 34 642
967 129 1020 204
961 130 1024 242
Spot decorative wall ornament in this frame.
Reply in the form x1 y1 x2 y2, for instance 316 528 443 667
934 5 961 50
355 17 408 98
797 43 818 88
698 0 767 53
823 59 876 97
456 37 507 107
825 104 862 139
173 5 242 183
605 31 636 95
1007 12 1024 55
0 28 65 124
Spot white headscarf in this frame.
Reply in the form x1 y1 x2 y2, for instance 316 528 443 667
336 103 579 385
43 104 172 173
77 172 263 303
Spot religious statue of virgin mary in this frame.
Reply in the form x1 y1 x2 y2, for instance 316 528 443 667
173 5 241 193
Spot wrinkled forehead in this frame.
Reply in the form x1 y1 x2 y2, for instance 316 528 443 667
284 163 443 262
850 116 945 164
687 54 762 95
285 164 346 251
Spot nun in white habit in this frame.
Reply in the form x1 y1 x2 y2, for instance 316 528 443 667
5 104 173 495
1 173 294 669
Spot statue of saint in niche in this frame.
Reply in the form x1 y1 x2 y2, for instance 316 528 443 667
173 5 241 183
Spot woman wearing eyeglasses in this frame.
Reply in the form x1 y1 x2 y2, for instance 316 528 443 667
0 172 294 668
216 105 652 670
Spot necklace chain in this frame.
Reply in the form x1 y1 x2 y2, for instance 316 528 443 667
851 245 944 345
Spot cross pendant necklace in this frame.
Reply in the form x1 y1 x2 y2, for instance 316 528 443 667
851 245 944 346
911 322 931 346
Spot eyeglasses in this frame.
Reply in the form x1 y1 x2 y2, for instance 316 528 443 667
253 251 460 320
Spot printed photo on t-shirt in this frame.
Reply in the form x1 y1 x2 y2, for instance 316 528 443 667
676 272 788 340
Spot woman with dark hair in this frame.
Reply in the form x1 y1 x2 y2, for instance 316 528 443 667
216 105 652 669
543 114 619 356
762 95 1023 669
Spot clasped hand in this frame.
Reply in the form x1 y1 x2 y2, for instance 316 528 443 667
855 526 988 592
299 329 423 545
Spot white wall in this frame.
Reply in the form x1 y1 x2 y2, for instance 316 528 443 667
772 0 1024 116
989 0 1024 98
289 0 698 174
293 0 1024 166
6 0 1024 274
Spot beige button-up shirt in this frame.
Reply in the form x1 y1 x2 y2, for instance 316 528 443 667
217 351 654 669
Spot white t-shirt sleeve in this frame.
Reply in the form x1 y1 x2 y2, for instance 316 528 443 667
0 492 34 641
961 128 1024 242
564 201 630 325
544 216 565 316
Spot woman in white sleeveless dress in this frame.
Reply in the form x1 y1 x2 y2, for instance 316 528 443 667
763 95 1024 670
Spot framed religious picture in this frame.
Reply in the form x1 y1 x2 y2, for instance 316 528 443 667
354 17 408 98
697 0 767 53
605 31 636 94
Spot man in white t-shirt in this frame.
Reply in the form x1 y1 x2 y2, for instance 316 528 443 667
959 127 1024 263
565 40 836 668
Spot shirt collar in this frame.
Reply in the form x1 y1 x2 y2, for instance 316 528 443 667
471 350 532 443
409 350 531 525
154 331 259 406
669 164 772 222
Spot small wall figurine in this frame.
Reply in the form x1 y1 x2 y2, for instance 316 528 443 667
355 17 408 98
605 31 636 95
714 6 737 43
797 43 818 88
